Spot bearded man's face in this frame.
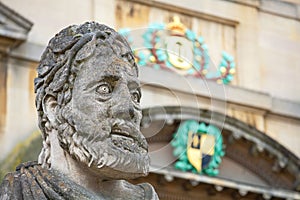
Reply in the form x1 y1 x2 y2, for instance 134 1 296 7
60 45 149 179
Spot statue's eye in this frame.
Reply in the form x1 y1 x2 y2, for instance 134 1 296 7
96 83 111 94
131 91 141 104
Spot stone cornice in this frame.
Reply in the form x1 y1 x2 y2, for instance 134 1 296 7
0 2 33 52
0 2 33 32
121 0 239 27
227 0 300 21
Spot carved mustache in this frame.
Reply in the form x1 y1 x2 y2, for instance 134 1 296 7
110 119 148 151
87 118 148 151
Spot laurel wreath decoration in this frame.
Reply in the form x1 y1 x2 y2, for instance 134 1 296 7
171 120 225 176
119 19 236 84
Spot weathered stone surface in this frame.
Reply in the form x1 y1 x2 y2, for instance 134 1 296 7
0 22 158 199
1 161 157 199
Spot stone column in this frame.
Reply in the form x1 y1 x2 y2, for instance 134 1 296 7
0 53 7 134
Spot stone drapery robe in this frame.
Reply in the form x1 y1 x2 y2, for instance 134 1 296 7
0 162 158 200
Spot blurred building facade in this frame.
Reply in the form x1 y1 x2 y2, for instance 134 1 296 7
0 0 300 199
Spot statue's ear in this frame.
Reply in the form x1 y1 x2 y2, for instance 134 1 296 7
42 94 58 125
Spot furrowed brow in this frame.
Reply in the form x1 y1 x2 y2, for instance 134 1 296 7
84 75 120 91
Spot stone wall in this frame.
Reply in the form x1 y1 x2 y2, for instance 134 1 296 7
0 0 299 160
2 0 299 100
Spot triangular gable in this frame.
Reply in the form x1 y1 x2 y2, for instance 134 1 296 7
0 2 32 51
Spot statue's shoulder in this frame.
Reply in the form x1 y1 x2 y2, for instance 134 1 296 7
15 161 39 171
0 161 103 200
0 162 159 200
0 171 18 200
138 182 159 200
0 161 44 200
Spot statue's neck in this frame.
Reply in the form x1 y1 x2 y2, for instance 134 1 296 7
48 130 108 191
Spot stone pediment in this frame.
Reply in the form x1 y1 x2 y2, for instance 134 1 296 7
0 2 32 52
138 106 300 199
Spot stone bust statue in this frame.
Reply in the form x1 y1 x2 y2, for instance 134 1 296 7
0 22 158 199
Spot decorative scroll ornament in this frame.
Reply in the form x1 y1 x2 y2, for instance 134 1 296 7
119 16 236 84
171 120 225 176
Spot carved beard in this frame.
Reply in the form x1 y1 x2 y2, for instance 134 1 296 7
57 106 150 179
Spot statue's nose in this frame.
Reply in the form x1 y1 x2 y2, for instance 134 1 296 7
111 90 135 120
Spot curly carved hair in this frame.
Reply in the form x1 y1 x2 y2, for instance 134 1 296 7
34 22 138 167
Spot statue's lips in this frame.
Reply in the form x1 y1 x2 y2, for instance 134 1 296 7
110 128 148 151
